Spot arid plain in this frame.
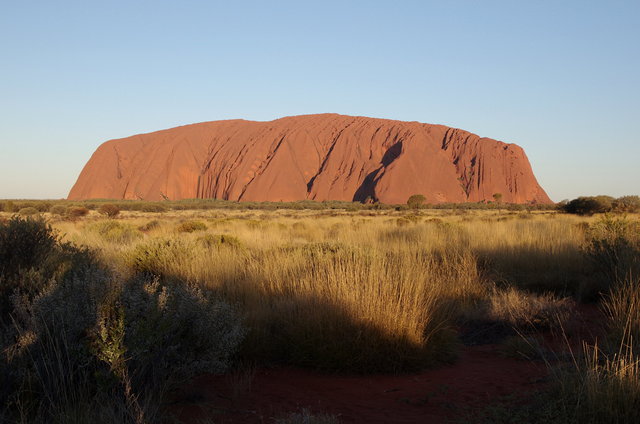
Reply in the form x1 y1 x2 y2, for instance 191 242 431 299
1 197 639 423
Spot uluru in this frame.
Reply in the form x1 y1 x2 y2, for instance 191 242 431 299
68 114 551 204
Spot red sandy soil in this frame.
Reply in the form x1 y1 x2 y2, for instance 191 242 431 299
169 305 605 424
68 114 551 205
171 345 546 424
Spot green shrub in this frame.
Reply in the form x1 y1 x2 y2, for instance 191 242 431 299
90 221 141 244
613 195 640 213
197 233 242 249
0 216 94 316
98 203 120 218
407 194 426 209
1 217 244 422
140 203 168 213
381 226 422 243
584 215 640 283
2 201 15 213
3 270 244 423
1 218 98 418
603 275 640 351
67 206 90 219
18 207 39 216
49 205 68 216
138 220 160 232
176 220 207 233
127 238 192 276
0 216 57 285
32 201 52 212
564 196 615 215
115 278 245 387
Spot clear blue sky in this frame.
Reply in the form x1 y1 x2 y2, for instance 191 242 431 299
1 0 638 201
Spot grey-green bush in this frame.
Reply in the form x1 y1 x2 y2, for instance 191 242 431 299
1 217 244 423
584 215 640 283
176 220 207 233
18 207 39 216
50 205 68 216
98 203 120 218
197 233 243 249
90 221 141 244
127 238 193 276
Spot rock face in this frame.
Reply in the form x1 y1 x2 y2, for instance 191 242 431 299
68 114 551 204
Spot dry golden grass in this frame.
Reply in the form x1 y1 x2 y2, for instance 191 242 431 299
40 208 601 372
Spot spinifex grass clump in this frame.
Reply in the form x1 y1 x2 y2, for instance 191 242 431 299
138 219 160 232
584 215 640 284
176 220 207 233
197 233 243 249
89 220 141 244
603 276 640 354
549 337 640 424
486 287 573 330
127 238 195 277
238 246 480 372
18 207 39 216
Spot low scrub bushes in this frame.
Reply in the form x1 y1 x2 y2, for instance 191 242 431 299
486 287 573 330
584 215 640 284
197 233 243 249
0 217 244 423
67 206 90 219
138 203 168 213
613 195 640 213
176 220 207 233
545 340 640 424
603 275 640 352
4 201 16 212
0 217 92 312
564 195 640 215
138 220 160 232
126 238 194 276
49 205 68 216
18 207 39 216
89 221 141 244
540 218 640 423
116 278 245 385
98 203 120 218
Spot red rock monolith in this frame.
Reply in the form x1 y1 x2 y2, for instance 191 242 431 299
68 114 551 204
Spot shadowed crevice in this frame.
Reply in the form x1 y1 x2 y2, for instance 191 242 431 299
352 142 403 202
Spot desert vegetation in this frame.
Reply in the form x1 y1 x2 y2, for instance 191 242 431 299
1 199 639 423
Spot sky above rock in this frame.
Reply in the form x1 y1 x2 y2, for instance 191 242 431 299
1 0 638 201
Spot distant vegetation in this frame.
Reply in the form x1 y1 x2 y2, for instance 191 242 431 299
562 195 640 215
2 195 637 216
0 197 559 215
